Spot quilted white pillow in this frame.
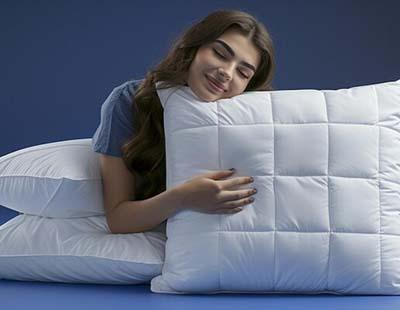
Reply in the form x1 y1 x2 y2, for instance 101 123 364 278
151 79 400 295
0 214 166 284
0 139 104 218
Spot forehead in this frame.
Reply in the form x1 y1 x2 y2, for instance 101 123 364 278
214 28 260 68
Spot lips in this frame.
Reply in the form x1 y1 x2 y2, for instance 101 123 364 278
206 75 226 92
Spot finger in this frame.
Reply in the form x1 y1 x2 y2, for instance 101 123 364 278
214 207 243 214
199 169 235 180
218 197 255 210
217 188 256 203
217 176 253 191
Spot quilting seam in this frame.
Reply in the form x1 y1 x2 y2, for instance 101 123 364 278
322 90 332 292
180 230 400 237
217 99 221 291
373 84 383 290
172 123 400 136
269 92 277 291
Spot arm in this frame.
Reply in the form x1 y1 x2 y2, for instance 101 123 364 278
99 153 183 234
108 187 183 234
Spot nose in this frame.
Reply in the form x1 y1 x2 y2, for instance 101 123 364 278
217 65 234 82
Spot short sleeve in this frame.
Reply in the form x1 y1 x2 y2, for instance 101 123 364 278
91 79 143 157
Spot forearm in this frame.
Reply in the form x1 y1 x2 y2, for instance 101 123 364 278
107 186 184 234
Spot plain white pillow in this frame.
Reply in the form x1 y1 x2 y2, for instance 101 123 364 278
0 138 104 218
0 213 166 284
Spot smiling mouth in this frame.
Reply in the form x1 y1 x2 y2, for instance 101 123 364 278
205 75 225 93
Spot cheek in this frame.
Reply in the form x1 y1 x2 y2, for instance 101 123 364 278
193 50 215 68
188 56 204 77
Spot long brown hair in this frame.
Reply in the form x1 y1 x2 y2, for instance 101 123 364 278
121 9 276 201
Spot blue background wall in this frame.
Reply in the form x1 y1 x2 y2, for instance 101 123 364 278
1 0 399 157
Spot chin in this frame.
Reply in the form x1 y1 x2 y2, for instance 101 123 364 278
191 87 216 102
189 80 221 102
201 93 218 102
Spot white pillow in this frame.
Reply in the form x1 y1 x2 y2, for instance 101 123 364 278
0 214 166 284
151 79 400 295
0 139 104 218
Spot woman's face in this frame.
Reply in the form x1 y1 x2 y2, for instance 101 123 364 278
186 28 261 102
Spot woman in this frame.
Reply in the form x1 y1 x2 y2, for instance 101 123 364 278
92 9 275 234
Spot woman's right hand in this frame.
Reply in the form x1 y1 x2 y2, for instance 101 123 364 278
175 169 257 214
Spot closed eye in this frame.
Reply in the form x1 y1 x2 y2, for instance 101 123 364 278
213 49 250 79
213 49 226 59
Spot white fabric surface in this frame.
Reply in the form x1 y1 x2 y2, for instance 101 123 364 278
0 214 166 284
0 139 104 218
0 138 167 233
151 79 400 295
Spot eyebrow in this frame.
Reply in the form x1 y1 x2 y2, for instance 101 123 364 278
214 39 257 72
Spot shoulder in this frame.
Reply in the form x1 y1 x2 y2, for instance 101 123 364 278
101 78 144 113
109 78 144 103
92 79 145 156
114 78 144 94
